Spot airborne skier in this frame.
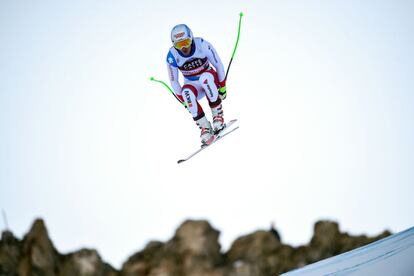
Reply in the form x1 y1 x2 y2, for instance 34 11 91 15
166 24 227 145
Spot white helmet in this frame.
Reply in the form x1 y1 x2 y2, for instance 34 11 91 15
171 24 193 50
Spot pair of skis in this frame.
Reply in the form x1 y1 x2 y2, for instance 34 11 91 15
177 119 239 164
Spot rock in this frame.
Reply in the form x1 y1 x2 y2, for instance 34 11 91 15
0 219 117 276
19 218 60 276
122 220 222 276
307 220 341 262
122 240 182 276
174 220 222 271
226 230 282 276
0 230 21 275
60 248 118 276
0 218 392 276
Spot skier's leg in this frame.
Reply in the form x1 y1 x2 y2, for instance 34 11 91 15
180 84 214 145
179 84 203 118
199 70 225 132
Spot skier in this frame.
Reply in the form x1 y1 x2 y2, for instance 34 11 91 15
166 24 227 145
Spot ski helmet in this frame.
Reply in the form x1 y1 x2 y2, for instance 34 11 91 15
171 24 193 50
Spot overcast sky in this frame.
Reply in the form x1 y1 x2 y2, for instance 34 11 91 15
1 0 413 269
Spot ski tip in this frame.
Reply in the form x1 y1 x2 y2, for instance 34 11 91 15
177 159 185 164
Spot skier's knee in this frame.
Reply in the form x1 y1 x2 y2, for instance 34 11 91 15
199 72 215 86
181 84 198 97
181 86 203 118
199 73 218 101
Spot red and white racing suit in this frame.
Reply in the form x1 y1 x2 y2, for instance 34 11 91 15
166 37 226 120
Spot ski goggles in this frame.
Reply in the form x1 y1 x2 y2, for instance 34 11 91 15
174 38 192 50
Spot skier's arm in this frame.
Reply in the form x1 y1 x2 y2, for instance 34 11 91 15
167 63 181 95
166 52 182 96
202 39 227 99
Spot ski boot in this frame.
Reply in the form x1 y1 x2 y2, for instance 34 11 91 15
196 116 215 146
211 104 225 134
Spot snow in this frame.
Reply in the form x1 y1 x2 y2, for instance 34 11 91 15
282 226 414 276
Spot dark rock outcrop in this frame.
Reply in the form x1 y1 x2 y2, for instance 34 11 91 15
0 230 21 276
18 219 60 276
122 220 224 276
0 218 118 276
225 230 282 275
0 218 391 276
121 220 389 276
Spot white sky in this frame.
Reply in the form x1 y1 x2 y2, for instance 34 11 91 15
1 0 413 269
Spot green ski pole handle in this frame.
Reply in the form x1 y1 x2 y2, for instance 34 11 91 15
225 12 244 81
149 77 188 109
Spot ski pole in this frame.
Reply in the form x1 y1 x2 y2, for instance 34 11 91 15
225 12 244 81
149 77 188 109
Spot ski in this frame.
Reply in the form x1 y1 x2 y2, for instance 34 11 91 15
177 119 239 164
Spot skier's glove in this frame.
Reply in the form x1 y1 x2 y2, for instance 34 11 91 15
218 80 227 101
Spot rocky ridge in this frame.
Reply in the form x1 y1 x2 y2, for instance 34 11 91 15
0 219 390 276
